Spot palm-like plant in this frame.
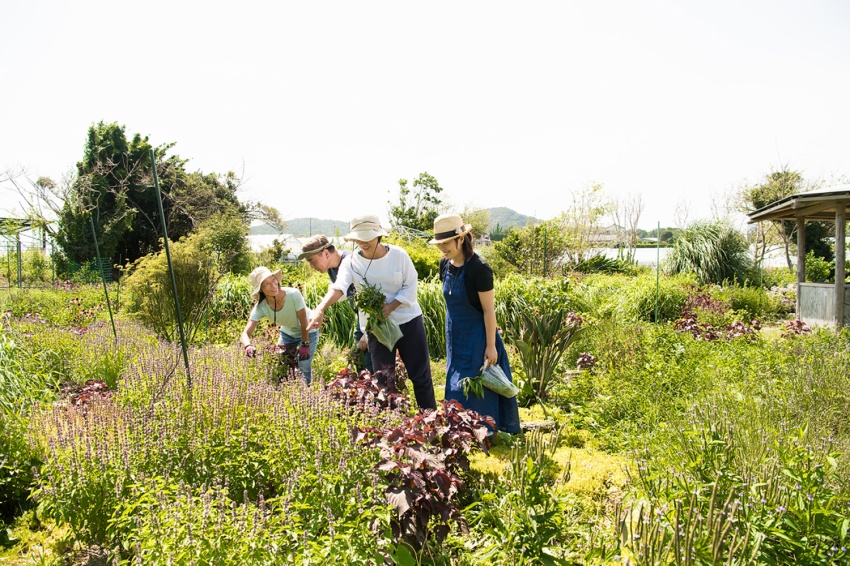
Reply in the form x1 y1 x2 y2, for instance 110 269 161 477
664 221 752 285
506 306 583 404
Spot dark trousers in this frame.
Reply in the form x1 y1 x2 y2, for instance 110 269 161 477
354 319 373 373
368 315 436 410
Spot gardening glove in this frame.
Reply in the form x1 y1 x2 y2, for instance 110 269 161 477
298 343 311 361
244 344 257 358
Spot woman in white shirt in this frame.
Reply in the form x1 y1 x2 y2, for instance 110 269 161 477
308 215 436 409
240 266 319 384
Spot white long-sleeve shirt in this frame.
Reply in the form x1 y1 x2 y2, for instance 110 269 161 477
331 244 422 328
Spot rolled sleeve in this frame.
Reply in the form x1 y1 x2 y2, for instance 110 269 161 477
392 255 418 307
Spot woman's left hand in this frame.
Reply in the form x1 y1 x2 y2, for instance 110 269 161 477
298 344 311 360
483 345 498 368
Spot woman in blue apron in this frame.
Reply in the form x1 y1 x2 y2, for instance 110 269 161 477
431 214 521 434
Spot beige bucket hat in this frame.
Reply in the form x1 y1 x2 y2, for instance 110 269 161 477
249 266 282 302
343 214 388 242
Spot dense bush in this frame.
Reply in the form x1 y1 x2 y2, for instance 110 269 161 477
385 233 442 280
571 272 693 323
716 283 785 321
805 249 835 283
122 232 218 342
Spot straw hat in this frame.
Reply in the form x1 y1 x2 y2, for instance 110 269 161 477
297 234 332 260
343 214 388 242
429 214 472 244
249 266 282 302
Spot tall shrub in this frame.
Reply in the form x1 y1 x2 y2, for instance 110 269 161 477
122 232 217 341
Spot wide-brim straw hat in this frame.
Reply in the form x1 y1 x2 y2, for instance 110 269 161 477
343 214 388 242
249 266 282 302
429 213 472 244
297 234 332 260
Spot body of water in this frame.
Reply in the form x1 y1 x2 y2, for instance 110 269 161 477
596 246 790 268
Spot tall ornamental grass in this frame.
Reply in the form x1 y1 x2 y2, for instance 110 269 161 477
0 334 47 519
582 325 850 563
663 221 753 285
606 402 850 565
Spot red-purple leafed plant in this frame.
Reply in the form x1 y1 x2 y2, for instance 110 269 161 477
674 317 760 341
350 393 494 549
327 367 411 413
781 319 811 338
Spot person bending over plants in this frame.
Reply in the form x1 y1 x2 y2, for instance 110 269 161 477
240 266 319 384
298 234 373 374
431 214 521 434
308 215 437 410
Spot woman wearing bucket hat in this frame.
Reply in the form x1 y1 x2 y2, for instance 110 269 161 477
308 214 437 410
240 266 320 384
430 214 520 434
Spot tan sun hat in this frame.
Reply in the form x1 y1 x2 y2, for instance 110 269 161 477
343 214 388 242
297 234 332 260
249 266 282 302
429 214 472 244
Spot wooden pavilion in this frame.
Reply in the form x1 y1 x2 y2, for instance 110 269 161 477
748 184 850 327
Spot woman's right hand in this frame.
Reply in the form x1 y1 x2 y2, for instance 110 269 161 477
244 344 257 358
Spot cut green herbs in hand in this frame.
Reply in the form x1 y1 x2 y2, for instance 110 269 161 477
355 281 404 350
354 281 388 325
461 375 485 399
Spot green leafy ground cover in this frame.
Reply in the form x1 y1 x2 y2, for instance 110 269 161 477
1 272 849 565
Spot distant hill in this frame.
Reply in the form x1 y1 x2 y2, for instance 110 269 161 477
250 218 349 237
485 207 539 231
252 209 537 237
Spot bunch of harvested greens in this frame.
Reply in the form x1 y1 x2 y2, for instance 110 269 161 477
355 281 403 350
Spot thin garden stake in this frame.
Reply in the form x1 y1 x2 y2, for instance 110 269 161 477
89 215 117 340
655 221 660 323
150 148 191 388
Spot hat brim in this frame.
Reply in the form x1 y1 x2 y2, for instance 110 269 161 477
250 269 283 301
428 224 472 244
343 228 388 242
297 244 330 261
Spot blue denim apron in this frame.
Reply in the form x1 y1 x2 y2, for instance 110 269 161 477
444 264 520 434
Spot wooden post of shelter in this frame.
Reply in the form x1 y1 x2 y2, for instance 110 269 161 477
836 205 846 327
796 217 805 317
748 184 850 328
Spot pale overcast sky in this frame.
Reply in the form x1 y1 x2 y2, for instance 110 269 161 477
2 0 849 230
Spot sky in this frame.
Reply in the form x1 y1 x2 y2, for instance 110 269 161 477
2 0 850 231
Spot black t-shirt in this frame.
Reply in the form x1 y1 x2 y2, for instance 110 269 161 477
439 253 493 314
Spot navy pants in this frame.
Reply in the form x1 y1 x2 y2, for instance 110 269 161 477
368 315 436 410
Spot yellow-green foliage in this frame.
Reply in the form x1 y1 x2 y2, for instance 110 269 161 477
469 448 510 480
553 447 632 501
122 232 217 342
0 285 110 327
573 272 696 322
385 233 442 279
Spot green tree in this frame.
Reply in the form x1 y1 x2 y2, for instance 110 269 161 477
55 122 249 271
493 219 570 277
741 168 831 270
387 172 445 233
458 205 491 238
